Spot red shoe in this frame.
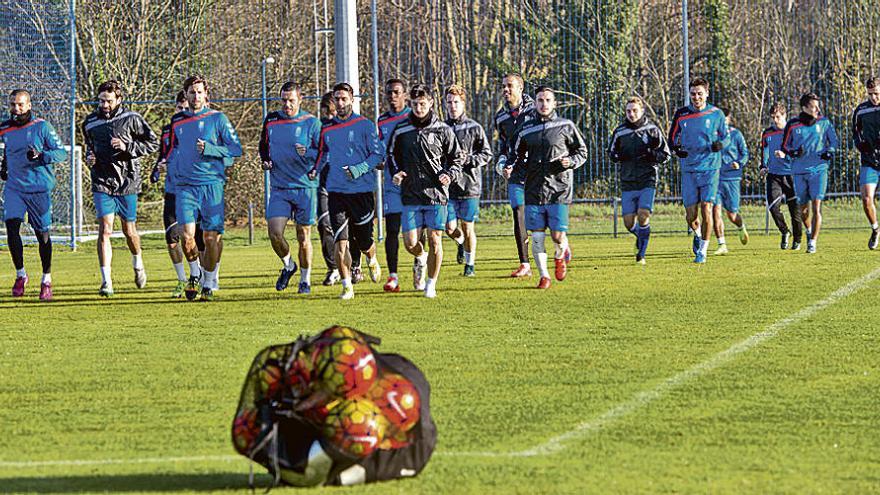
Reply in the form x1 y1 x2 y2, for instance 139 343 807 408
537 276 552 289
555 258 567 281
383 276 400 293
12 275 28 297
510 264 532 278
39 282 53 301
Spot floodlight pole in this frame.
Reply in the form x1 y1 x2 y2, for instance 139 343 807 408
69 0 77 250
682 0 690 107
335 0 360 112
370 0 384 241
261 56 274 215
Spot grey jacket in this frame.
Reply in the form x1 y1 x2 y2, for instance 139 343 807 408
607 117 670 191
446 115 493 199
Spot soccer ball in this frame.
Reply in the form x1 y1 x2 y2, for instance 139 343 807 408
368 372 420 432
232 408 261 454
323 398 388 457
319 325 366 343
259 363 284 400
378 424 411 450
285 350 313 397
313 337 377 398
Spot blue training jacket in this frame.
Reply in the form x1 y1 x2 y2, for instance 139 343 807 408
377 107 411 196
720 127 749 180
667 103 729 172
781 114 839 175
168 107 242 186
259 110 321 190
313 113 384 194
0 116 67 193
760 125 789 176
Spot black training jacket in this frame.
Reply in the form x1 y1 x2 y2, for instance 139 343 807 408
388 112 465 206
607 117 670 191
852 100 880 168
494 93 535 185
82 106 158 195
512 112 588 205
446 114 493 199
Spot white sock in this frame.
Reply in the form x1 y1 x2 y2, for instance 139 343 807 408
417 253 428 265
204 269 218 289
188 260 201 280
389 272 398 280
425 277 437 291
453 233 464 245
132 253 144 270
700 239 709 256
16 267 26 278
42 273 51 284
100 266 112 285
367 255 376 265
555 238 569 259
173 262 186 282
342 278 352 289
282 254 295 271
531 231 550 278
464 251 474 265
718 236 726 246
872 223 878 230
808 239 816 248
301 267 311 284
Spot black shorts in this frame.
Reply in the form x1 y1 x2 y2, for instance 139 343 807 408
163 192 205 250
328 191 374 247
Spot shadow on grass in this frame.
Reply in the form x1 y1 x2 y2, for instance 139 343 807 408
0 471 274 493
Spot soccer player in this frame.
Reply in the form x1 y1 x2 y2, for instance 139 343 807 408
151 91 206 298
776 93 839 254
388 84 465 298
760 102 803 250
260 82 322 294
169 74 242 300
444 84 492 276
852 76 880 249
315 91 342 285
495 73 535 277
82 80 158 296
0 89 67 300
312 82 383 300
377 79 411 292
712 108 750 255
607 96 670 264
668 77 728 264
512 86 587 288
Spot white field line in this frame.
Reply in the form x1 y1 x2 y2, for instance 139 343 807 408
2 266 878 469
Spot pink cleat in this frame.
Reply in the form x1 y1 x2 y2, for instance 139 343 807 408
12 275 28 297
39 282 52 301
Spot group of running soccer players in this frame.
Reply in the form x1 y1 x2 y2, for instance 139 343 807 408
3 74 880 301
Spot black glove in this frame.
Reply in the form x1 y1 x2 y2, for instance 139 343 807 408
788 147 805 158
0 168 7 181
710 141 724 152
820 151 833 161
674 147 689 159
856 141 874 154
609 151 621 163
150 166 161 184
646 134 662 149
26 148 42 162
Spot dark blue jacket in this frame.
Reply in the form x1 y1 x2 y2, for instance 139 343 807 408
377 108 411 196
720 127 749 180
760 125 788 175
168 107 242 186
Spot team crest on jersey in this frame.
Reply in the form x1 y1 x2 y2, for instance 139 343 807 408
295 127 302 138
705 120 711 128
198 121 205 132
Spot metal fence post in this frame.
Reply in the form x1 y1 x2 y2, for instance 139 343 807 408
612 197 619 238
68 0 77 251
248 201 254 246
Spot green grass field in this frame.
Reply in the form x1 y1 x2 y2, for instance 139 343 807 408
1 227 879 494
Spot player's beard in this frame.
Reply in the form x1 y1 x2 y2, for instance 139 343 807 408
337 104 353 120
10 110 31 125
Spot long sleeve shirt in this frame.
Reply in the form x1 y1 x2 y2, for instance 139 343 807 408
667 103 728 172
378 108 412 196
781 114 839 175
314 113 384 194
0 116 67 193
760 125 789 175
259 110 321 190
167 107 242 187
720 127 749 180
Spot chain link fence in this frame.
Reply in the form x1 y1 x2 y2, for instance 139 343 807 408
2 0 879 244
